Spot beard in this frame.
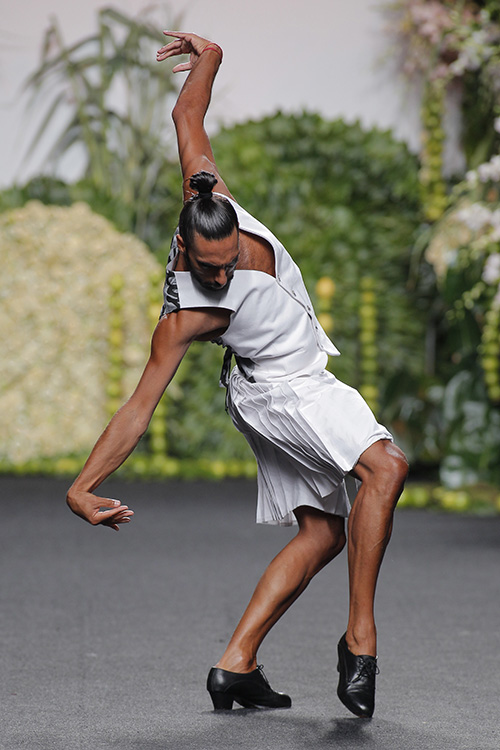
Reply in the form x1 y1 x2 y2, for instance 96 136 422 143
185 253 234 291
195 273 227 290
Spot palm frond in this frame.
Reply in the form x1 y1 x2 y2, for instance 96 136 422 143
19 91 68 171
21 4 182 235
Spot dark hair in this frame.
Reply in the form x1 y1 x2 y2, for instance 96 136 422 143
178 171 238 250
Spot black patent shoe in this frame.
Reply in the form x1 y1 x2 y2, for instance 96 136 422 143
207 665 292 710
337 633 379 718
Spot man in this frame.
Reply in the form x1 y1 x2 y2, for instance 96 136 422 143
67 31 408 717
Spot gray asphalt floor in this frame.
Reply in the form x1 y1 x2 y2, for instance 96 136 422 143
1 476 499 750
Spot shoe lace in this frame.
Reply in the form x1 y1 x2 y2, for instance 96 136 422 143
356 656 380 680
257 664 270 686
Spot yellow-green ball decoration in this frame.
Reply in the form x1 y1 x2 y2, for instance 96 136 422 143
146 270 169 457
315 276 336 335
420 78 448 222
107 273 125 418
359 276 379 413
481 305 500 403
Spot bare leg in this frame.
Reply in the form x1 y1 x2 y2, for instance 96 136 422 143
346 440 408 656
216 506 346 672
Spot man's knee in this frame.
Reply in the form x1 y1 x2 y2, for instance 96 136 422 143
312 525 346 572
382 443 409 489
356 440 408 494
295 507 346 565
326 525 347 559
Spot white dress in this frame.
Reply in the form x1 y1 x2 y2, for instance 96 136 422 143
161 196 392 525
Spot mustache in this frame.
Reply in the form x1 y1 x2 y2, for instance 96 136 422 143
198 273 235 291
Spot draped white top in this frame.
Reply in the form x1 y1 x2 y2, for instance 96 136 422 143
161 195 339 383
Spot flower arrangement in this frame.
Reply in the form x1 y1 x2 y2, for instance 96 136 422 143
0 201 162 465
384 0 500 220
386 1 500 82
425 128 500 402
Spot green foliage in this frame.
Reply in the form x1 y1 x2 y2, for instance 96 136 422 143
213 111 425 405
462 69 499 168
20 6 182 256
148 112 426 465
1 109 426 465
433 265 500 487
165 342 252 461
2 5 497 493
0 177 72 211
439 369 500 487
0 173 181 264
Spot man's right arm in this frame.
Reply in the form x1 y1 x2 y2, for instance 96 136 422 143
157 31 232 201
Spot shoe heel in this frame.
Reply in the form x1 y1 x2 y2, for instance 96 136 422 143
210 691 234 710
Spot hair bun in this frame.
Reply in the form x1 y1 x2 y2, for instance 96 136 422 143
189 171 218 199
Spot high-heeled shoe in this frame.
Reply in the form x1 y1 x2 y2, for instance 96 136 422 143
207 665 292 710
337 633 379 718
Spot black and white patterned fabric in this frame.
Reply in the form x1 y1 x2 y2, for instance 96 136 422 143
160 231 181 317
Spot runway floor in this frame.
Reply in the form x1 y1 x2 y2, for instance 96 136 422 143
1 476 499 750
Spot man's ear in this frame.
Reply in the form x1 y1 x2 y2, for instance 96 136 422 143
176 234 186 254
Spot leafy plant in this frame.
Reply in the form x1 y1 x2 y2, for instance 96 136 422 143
21 6 182 249
212 112 426 416
383 0 500 221
2 111 426 465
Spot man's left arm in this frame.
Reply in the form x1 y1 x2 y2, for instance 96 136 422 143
66 308 229 530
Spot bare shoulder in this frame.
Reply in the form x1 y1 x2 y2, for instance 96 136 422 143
155 308 231 347
238 231 276 277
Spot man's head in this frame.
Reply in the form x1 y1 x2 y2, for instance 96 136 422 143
177 171 239 290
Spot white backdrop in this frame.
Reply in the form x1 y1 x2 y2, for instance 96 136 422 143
0 0 422 187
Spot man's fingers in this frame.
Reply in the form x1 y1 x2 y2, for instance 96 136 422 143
158 31 190 54
157 39 182 53
163 30 190 39
113 510 134 522
157 49 188 64
156 47 180 61
93 505 134 528
67 489 133 530
172 62 193 73
101 511 133 531
98 499 127 511
96 506 133 520
157 30 210 65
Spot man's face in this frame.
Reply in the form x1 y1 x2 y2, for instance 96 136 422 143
179 228 239 291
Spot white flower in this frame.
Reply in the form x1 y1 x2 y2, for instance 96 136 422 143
0 201 163 464
493 285 500 308
450 57 468 76
478 163 491 183
465 170 478 186
477 155 500 183
490 209 500 228
457 203 493 232
483 253 500 285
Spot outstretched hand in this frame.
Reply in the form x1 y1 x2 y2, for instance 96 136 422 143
156 31 221 72
67 489 134 532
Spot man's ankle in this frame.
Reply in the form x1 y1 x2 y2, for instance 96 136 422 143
214 654 257 673
345 626 377 657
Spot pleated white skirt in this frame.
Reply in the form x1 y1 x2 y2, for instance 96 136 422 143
227 368 393 526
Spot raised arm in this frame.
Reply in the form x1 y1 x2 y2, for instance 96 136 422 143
66 307 230 530
156 31 232 201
